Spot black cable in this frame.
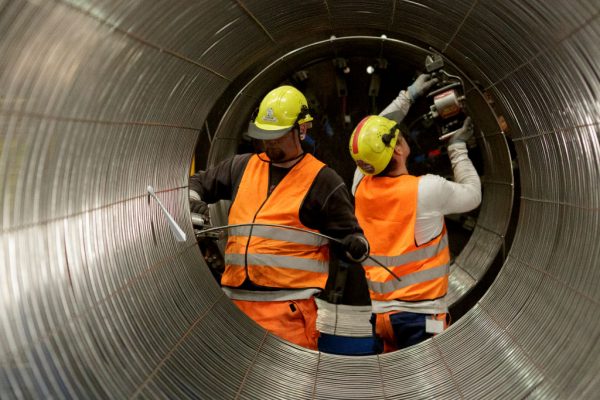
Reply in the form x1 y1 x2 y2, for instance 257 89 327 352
194 221 402 281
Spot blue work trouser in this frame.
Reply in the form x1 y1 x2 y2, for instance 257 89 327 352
371 311 446 353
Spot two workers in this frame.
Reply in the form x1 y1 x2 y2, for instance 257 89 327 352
190 74 481 353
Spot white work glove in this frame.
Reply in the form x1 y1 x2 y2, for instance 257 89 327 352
407 73 439 101
448 117 474 145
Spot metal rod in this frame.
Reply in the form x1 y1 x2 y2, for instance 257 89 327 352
147 185 187 242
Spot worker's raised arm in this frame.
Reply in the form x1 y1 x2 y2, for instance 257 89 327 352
444 117 481 211
419 117 481 216
379 73 438 123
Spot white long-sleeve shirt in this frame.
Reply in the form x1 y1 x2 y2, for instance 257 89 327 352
352 91 481 246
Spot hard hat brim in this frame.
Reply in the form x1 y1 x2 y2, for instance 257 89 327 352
247 121 293 140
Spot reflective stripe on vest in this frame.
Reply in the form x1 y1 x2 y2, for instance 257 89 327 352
222 153 329 289
367 263 449 295
225 253 328 273
363 233 448 268
229 225 328 247
222 287 320 301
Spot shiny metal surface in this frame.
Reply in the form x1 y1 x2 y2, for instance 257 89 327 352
1 1 599 399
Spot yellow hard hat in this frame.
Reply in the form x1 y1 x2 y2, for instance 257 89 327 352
248 85 313 140
349 115 399 175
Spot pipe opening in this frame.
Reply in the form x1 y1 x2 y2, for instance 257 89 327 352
190 37 517 354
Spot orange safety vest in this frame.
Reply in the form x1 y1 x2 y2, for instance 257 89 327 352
221 153 330 289
355 175 450 302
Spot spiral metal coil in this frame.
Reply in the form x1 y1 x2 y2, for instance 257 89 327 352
2 0 599 399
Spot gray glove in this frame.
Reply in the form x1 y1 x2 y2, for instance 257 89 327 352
448 117 474 145
407 73 439 101
190 199 209 223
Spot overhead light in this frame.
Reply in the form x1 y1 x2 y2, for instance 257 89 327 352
366 65 375 74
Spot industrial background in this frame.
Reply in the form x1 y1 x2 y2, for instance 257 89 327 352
1 0 599 399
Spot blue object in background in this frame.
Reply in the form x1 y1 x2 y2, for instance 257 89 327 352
301 133 316 153
304 133 316 147
414 154 426 164
323 116 335 137
318 333 377 356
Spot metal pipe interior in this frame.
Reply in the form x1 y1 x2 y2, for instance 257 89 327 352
1 1 599 399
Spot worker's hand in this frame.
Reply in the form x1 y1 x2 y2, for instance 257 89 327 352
407 73 439 101
448 117 474 145
190 199 209 219
341 234 370 263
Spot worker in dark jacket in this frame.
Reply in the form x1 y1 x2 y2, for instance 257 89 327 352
190 86 369 350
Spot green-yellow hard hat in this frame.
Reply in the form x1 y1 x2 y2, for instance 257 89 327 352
248 86 313 140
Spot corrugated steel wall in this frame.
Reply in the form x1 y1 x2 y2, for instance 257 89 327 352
1 1 598 398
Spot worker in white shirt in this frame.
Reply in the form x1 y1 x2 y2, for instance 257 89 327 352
349 74 481 352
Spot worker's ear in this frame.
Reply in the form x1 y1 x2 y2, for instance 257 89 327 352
298 123 309 139
393 139 403 155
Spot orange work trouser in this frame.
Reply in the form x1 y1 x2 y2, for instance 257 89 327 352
233 298 319 350
374 311 447 353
